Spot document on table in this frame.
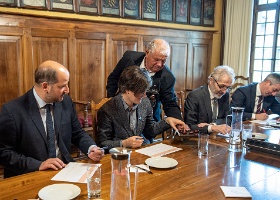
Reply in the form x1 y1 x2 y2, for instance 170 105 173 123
250 114 279 124
51 162 101 183
220 186 251 198
135 143 182 157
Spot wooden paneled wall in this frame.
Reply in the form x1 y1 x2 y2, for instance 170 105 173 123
0 14 214 109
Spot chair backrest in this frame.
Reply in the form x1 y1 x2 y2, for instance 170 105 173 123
72 99 91 128
176 91 185 117
230 75 250 96
91 98 111 142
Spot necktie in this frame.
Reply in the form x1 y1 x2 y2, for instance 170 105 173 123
212 98 218 122
256 95 263 114
45 104 56 158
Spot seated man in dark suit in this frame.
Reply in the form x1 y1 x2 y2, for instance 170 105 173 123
230 73 280 121
0 60 104 178
97 66 189 149
184 66 235 134
106 38 183 124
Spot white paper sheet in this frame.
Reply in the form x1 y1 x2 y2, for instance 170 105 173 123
220 186 251 198
51 162 101 183
135 143 182 157
250 114 279 124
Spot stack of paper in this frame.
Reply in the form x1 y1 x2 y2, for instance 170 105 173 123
51 162 101 183
220 186 252 198
135 143 182 157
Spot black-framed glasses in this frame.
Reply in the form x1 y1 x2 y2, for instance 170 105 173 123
212 76 232 91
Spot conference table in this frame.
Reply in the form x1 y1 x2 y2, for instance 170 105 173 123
0 124 280 200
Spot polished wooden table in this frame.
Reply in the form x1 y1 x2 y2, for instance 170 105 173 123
1 134 280 200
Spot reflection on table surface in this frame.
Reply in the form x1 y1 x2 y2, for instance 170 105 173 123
0 124 280 200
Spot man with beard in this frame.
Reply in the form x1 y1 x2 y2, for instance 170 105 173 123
184 66 235 134
0 60 104 178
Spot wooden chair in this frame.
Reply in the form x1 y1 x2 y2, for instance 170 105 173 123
176 90 185 117
0 164 4 180
230 75 250 96
72 98 110 159
160 91 185 140
90 98 111 142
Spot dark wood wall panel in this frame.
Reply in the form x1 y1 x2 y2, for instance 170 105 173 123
0 14 214 109
169 43 188 93
0 36 22 106
75 39 106 102
191 43 210 90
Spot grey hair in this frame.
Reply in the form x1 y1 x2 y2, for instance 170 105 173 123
263 73 280 85
208 65 236 84
147 38 170 57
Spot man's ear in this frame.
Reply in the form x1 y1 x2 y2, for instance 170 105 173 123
42 82 49 92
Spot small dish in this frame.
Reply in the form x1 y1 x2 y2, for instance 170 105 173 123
145 157 178 169
38 183 81 200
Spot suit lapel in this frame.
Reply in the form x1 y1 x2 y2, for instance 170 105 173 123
115 95 134 136
26 91 47 143
202 86 212 122
250 84 257 112
53 102 62 135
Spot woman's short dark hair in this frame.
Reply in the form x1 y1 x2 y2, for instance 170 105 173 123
118 66 152 95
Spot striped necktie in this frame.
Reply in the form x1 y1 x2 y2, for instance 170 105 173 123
45 104 56 158
256 95 263 114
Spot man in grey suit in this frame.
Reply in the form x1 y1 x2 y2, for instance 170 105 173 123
97 66 188 149
184 66 235 134
231 73 280 121
0 60 104 178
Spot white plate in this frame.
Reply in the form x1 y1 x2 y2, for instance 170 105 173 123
145 157 178 169
38 184 81 200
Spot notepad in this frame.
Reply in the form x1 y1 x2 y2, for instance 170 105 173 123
135 143 182 157
220 186 251 198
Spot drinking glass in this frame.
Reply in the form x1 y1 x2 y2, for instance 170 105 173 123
198 132 209 156
242 124 252 147
87 165 101 199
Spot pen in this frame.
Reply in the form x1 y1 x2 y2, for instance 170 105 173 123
263 109 266 113
136 137 144 140
135 165 153 174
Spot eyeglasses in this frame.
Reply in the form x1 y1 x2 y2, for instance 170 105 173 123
212 76 232 91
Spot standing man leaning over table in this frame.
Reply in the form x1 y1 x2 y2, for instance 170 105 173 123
106 38 184 125
184 66 235 134
0 60 104 178
230 73 280 121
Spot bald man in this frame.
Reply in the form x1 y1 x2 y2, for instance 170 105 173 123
0 60 104 178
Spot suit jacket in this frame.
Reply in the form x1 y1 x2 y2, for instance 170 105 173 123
230 83 280 120
106 50 182 121
184 85 230 132
96 94 170 149
0 89 95 178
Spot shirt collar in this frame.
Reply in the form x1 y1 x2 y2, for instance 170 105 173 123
121 95 138 111
256 83 262 97
208 85 216 100
140 57 155 76
33 87 53 109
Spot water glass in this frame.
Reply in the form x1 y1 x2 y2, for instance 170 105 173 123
242 124 252 147
198 132 209 156
87 165 101 199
